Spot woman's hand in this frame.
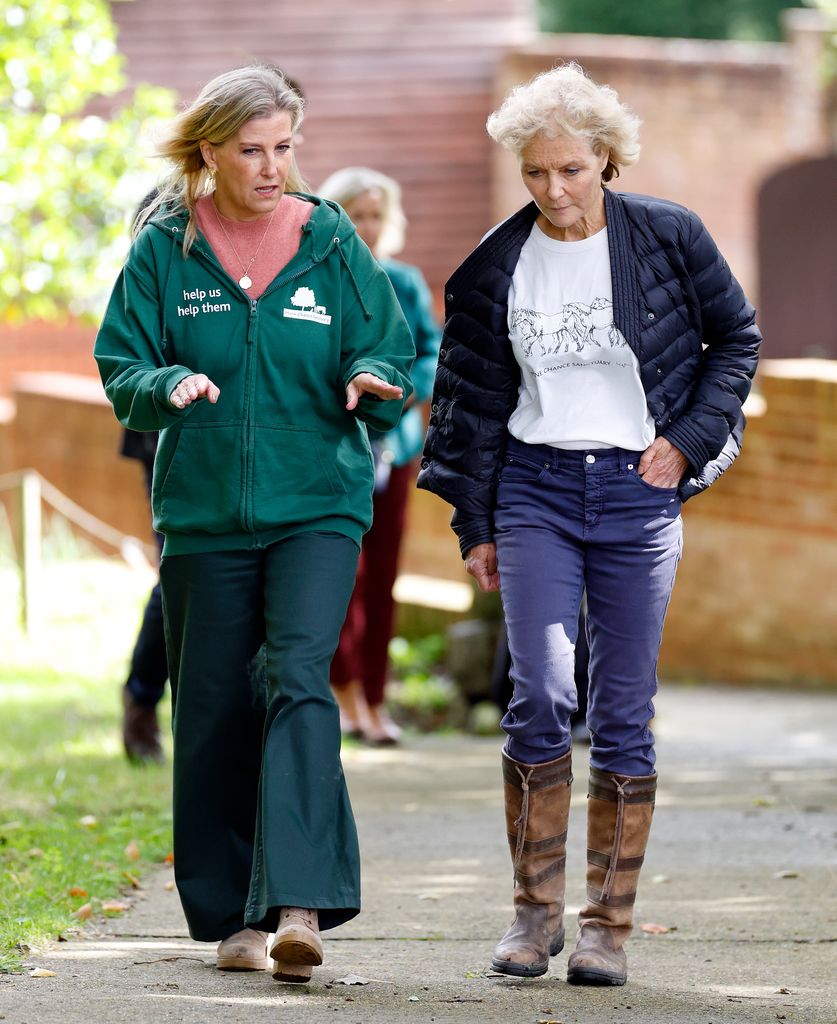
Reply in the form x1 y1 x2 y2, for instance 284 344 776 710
465 542 500 593
638 437 688 489
345 372 403 411
169 374 220 410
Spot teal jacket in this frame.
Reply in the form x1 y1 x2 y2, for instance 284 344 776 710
375 259 440 467
94 195 415 555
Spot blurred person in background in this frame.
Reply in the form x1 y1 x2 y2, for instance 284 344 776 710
119 427 166 761
118 75 307 765
419 63 761 987
318 167 440 746
96 65 413 984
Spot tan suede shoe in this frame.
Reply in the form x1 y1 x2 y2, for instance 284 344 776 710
216 928 271 971
269 907 323 966
271 957 314 984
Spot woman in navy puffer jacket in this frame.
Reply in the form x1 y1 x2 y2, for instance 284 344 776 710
418 63 761 990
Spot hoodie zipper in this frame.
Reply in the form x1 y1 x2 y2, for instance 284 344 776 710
166 221 342 534
240 259 321 531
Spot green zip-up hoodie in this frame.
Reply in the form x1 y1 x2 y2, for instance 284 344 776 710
94 195 415 555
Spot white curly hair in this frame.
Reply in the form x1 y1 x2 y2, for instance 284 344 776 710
486 63 641 181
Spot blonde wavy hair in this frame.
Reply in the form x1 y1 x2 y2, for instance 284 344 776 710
135 65 307 255
317 166 406 258
486 63 641 182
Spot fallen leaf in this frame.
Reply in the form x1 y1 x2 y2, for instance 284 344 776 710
537 1019 563 1024
640 922 670 934
68 886 88 898
162 851 174 865
101 899 130 913
73 903 92 921
123 872 142 889
773 870 799 879
651 874 670 884
334 974 370 986
124 839 141 862
29 969 57 978
408 996 420 1002
775 987 793 994
78 815 98 829
164 880 176 891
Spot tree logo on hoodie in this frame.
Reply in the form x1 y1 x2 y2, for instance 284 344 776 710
284 286 332 325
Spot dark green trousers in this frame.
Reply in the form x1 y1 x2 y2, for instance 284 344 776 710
160 531 361 941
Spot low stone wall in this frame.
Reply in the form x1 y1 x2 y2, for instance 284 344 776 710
490 12 832 309
0 373 152 549
659 360 837 688
1 361 834 688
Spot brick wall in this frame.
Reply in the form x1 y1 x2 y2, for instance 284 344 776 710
107 0 536 299
0 374 153 550
659 361 837 688
491 35 791 302
0 322 97 397
3 361 832 687
400 362 837 689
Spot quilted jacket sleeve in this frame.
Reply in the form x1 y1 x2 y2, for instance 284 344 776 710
662 214 762 473
418 300 520 557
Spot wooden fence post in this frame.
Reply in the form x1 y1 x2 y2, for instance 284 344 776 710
18 470 42 637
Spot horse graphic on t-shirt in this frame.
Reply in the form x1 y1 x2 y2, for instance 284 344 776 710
511 299 626 357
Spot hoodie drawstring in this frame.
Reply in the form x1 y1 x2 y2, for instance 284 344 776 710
335 239 373 322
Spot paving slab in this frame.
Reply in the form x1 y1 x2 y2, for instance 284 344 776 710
3 685 836 1024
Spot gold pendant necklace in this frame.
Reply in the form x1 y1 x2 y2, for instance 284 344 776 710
212 198 277 290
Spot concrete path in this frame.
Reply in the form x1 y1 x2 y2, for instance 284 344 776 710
3 685 836 1024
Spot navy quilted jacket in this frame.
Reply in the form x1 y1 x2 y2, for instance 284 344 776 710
417 189 762 557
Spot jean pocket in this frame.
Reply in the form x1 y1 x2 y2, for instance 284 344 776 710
499 454 549 485
628 467 679 495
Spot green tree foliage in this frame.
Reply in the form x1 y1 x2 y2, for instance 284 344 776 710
811 0 837 81
538 0 805 42
0 0 176 323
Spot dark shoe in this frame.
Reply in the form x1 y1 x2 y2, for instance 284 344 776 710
270 907 323 967
362 707 402 746
491 749 573 978
216 928 271 971
570 718 592 745
122 688 163 763
567 768 657 986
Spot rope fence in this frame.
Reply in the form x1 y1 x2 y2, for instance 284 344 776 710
0 469 154 636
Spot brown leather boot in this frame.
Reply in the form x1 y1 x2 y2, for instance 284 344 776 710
567 767 657 986
216 927 271 970
491 749 573 978
270 907 323 966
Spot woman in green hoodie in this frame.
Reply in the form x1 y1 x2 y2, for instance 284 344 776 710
94 65 414 984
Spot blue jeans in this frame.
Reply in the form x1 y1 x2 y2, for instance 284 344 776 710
494 437 683 776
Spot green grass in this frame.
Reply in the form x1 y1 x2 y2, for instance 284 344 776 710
0 539 173 973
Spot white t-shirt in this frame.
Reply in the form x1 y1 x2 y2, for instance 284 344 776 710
506 222 656 451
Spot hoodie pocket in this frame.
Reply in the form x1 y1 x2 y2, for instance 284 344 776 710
157 424 244 534
252 424 344 529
